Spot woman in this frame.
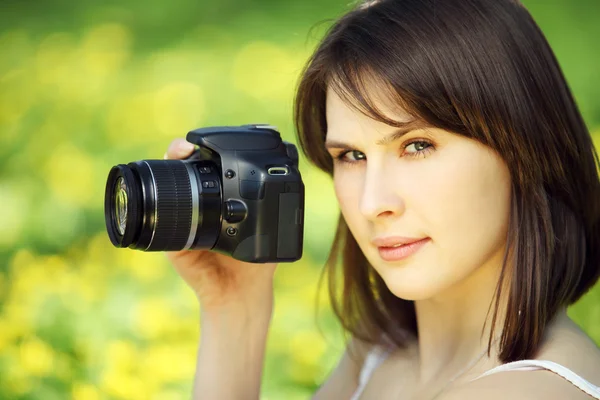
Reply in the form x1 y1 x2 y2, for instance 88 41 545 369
164 0 600 398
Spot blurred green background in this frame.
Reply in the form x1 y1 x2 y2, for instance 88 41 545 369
1 0 599 399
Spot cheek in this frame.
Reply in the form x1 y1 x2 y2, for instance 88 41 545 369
427 148 512 271
333 171 363 224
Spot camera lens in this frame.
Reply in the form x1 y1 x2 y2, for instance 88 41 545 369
115 177 128 235
104 160 223 251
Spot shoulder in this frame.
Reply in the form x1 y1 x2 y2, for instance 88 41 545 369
440 369 594 400
443 312 600 400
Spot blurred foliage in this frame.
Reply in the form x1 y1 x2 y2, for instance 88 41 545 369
0 0 599 399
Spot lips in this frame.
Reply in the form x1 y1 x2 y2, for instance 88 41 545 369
375 237 430 262
371 236 428 248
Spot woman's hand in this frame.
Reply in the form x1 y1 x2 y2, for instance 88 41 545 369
163 138 278 313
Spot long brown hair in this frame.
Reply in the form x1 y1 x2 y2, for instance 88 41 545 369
293 0 600 362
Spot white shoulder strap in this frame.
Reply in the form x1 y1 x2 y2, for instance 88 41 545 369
349 344 392 400
472 359 600 399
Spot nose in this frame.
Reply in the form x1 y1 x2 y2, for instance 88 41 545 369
359 166 405 221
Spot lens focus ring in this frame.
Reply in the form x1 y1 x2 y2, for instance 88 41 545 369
143 160 193 251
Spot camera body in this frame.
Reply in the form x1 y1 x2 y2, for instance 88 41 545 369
104 124 305 263
185 124 304 262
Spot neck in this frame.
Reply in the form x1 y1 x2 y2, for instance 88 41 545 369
413 248 508 385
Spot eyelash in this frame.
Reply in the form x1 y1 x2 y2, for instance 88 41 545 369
333 139 435 165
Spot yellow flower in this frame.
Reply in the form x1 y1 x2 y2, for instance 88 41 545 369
101 369 148 400
134 297 173 339
286 330 327 385
72 383 101 400
101 341 155 399
139 343 196 385
105 340 137 373
19 336 55 377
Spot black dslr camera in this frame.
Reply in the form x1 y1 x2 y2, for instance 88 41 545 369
104 124 305 263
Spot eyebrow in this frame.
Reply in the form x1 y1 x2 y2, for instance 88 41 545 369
324 121 427 150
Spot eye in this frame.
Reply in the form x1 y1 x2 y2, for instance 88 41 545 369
335 150 366 163
331 138 435 166
403 140 434 158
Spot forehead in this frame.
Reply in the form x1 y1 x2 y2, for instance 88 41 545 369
325 85 414 138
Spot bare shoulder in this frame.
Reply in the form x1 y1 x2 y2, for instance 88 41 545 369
440 370 594 400
537 311 600 384
443 312 600 400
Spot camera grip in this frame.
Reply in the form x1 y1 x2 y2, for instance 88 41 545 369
277 193 303 259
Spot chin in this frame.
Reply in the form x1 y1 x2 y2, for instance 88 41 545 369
385 282 440 301
375 263 447 301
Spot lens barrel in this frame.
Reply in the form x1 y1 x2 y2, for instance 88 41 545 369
104 160 222 251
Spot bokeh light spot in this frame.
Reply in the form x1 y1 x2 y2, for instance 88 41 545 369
81 23 132 79
35 32 76 86
0 183 26 247
231 41 298 101
153 82 205 137
134 297 172 339
18 336 55 377
45 142 96 206
72 383 101 400
106 92 160 145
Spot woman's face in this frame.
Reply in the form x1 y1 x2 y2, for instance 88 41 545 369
324 86 512 300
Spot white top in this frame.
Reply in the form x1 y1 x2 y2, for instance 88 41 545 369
349 343 600 400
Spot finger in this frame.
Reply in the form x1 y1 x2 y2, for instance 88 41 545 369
164 138 195 160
